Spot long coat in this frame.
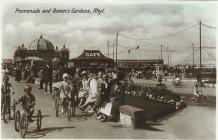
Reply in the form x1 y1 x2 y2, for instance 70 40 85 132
15 67 22 81
109 82 125 117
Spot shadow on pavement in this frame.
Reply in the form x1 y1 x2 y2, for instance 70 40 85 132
143 124 163 132
111 123 163 132
32 115 51 118
111 124 127 129
26 126 75 138
67 112 94 122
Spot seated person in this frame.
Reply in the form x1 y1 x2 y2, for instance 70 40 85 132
96 74 110 120
79 73 98 112
78 73 89 106
17 85 35 122
100 71 125 122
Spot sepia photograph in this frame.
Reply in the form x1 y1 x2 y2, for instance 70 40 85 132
0 0 216 139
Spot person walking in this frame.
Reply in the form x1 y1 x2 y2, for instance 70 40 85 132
44 64 53 95
15 65 22 82
38 68 45 89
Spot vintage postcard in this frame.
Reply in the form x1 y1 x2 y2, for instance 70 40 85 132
0 0 216 139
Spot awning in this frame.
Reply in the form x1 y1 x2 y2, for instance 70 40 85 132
24 56 44 61
51 57 60 62
71 50 113 61
15 57 22 62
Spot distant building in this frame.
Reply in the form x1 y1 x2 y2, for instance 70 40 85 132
116 59 164 69
14 35 69 67
70 50 114 71
70 49 164 72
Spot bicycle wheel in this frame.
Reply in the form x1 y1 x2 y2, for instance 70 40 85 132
20 113 28 138
67 101 72 121
203 96 208 103
2 103 9 123
11 100 16 120
55 98 59 117
36 110 42 130
15 110 21 132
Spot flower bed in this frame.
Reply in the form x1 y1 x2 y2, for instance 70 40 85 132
124 84 186 119
204 79 216 84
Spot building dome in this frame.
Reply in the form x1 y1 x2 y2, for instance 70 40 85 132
29 35 54 51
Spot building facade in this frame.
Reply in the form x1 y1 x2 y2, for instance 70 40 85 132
14 35 69 67
70 50 114 71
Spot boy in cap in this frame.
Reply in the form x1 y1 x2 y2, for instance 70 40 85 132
17 85 35 122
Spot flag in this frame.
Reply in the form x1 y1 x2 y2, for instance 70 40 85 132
128 50 131 55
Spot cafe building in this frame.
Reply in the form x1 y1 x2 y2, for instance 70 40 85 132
70 50 114 71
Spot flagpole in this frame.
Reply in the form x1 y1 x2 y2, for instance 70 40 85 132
115 32 118 69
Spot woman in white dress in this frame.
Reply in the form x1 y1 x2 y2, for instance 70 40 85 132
77 74 89 106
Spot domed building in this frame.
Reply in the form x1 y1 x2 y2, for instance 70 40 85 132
14 35 69 67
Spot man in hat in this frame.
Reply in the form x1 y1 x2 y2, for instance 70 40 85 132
44 63 53 95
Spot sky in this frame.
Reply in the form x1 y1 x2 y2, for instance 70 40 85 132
1 1 216 65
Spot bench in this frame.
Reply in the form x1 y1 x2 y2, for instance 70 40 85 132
119 105 149 128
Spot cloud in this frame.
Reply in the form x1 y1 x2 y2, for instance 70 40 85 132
5 24 16 34
2 3 216 65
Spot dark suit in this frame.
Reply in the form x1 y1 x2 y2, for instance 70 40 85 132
109 82 125 119
44 66 53 93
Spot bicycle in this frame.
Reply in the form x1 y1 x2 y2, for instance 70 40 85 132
14 101 42 138
194 91 208 104
1 94 16 123
172 80 184 87
54 86 85 121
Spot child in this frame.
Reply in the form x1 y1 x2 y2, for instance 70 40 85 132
1 75 15 118
59 73 71 114
17 85 35 122
193 83 203 101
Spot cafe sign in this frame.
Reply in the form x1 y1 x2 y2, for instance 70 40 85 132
85 52 101 57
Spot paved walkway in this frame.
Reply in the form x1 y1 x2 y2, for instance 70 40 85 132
1 77 216 139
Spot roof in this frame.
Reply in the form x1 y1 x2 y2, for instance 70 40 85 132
72 50 113 60
29 35 54 51
117 59 164 63
2 59 13 64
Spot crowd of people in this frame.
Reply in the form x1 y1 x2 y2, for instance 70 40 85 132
52 67 126 122
14 64 36 83
21 63 127 122
1 62 210 124
1 63 127 123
